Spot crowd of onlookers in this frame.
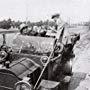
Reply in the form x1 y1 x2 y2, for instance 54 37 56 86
19 24 56 37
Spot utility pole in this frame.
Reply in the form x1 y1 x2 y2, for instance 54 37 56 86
26 0 28 24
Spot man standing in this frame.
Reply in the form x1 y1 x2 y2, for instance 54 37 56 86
51 14 65 41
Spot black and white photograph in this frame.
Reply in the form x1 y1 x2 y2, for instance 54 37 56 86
0 0 89 90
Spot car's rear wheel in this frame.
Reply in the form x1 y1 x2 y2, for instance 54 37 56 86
63 60 73 75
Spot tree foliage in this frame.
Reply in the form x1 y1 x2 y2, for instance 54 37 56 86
0 18 56 29
0 18 12 29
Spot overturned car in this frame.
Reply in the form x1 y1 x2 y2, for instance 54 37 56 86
0 28 80 90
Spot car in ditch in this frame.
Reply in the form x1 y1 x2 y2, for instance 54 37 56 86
0 28 80 90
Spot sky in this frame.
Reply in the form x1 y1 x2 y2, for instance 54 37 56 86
0 0 90 23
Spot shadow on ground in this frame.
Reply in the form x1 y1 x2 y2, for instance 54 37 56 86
61 72 86 90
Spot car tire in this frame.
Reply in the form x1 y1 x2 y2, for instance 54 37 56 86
63 60 73 75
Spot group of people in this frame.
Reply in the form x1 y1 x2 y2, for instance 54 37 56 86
20 25 47 37
19 13 65 39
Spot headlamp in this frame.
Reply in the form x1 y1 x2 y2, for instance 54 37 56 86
14 77 32 90
40 56 48 66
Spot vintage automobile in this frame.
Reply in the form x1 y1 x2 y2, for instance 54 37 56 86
0 28 80 90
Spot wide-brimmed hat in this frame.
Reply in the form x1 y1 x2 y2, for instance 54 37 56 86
51 14 60 19
20 23 28 30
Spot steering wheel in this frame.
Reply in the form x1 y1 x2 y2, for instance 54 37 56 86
55 42 64 54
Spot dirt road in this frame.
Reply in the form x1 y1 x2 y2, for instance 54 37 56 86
68 26 90 90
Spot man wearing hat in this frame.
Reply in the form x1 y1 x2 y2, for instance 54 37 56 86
51 13 65 41
20 23 29 35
